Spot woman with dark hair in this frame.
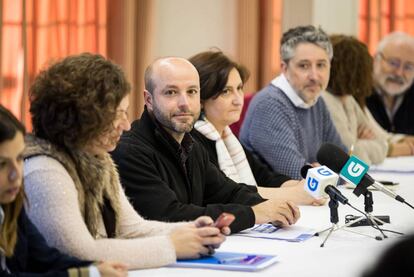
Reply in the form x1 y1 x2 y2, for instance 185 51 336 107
323 35 387 164
323 35 413 160
0 105 127 276
189 50 324 205
23 53 226 270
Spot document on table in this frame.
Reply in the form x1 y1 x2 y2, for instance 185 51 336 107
169 251 278 272
234 224 315 242
370 156 414 173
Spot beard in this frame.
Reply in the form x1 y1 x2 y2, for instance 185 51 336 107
297 81 323 105
375 69 413 96
152 103 199 136
382 74 411 96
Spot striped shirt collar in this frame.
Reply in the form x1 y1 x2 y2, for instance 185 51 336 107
271 74 317 109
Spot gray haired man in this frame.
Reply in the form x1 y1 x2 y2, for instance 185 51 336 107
240 25 346 179
366 32 414 135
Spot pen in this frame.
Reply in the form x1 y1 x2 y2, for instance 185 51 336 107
378 180 398 186
218 255 256 264
349 144 354 156
243 256 263 265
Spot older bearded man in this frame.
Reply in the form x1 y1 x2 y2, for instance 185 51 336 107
366 32 414 135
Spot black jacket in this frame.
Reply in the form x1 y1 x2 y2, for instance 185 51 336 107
191 129 292 187
111 109 265 233
3 209 91 276
366 86 414 135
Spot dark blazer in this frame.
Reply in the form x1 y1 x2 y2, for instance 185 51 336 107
191 129 292 187
111 109 265 233
366 86 414 135
3 209 91 276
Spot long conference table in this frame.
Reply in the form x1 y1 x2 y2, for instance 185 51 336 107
130 159 414 276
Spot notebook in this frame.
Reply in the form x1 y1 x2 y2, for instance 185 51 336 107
168 251 278 272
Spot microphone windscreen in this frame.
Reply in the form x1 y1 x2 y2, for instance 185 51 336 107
316 143 349 172
300 164 313 178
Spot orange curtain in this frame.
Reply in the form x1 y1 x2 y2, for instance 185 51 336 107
359 0 414 54
259 0 283 88
107 0 154 120
237 0 283 94
0 0 107 128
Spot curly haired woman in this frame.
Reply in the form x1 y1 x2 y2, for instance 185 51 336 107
0 105 127 276
23 53 225 270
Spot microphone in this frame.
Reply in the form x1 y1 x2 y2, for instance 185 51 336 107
316 143 405 203
301 164 348 205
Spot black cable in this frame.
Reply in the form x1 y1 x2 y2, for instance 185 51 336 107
404 200 414 209
346 203 404 237
370 226 405 236
347 202 387 239
346 202 366 216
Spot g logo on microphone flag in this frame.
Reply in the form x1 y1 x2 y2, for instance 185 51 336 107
317 167 333 176
339 155 369 186
307 178 319 191
304 166 338 199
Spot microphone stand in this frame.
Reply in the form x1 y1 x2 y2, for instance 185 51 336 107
341 190 387 239
317 196 338 247
315 190 375 247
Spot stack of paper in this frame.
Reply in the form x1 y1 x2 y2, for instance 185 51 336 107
370 156 414 173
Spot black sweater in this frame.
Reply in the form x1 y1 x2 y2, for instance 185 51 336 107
111 109 265 233
366 86 414 135
191 129 292 187
3 209 91 276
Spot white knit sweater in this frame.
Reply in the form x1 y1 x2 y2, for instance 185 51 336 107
24 155 184 269
322 92 388 164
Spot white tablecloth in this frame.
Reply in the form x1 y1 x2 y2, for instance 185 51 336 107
129 169 414 276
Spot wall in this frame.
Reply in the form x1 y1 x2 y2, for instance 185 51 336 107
152 0 359 61
312 0 359 35
282 0 359 35
152 0 237 59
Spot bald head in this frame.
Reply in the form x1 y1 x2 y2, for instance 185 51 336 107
145 57 199 94
374 32 414 96
143 57 201 143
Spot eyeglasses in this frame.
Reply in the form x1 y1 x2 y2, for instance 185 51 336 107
378 52 414 74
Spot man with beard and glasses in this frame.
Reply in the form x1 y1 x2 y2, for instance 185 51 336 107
366 32 414 135
239 25 346 179
111 57 300 233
